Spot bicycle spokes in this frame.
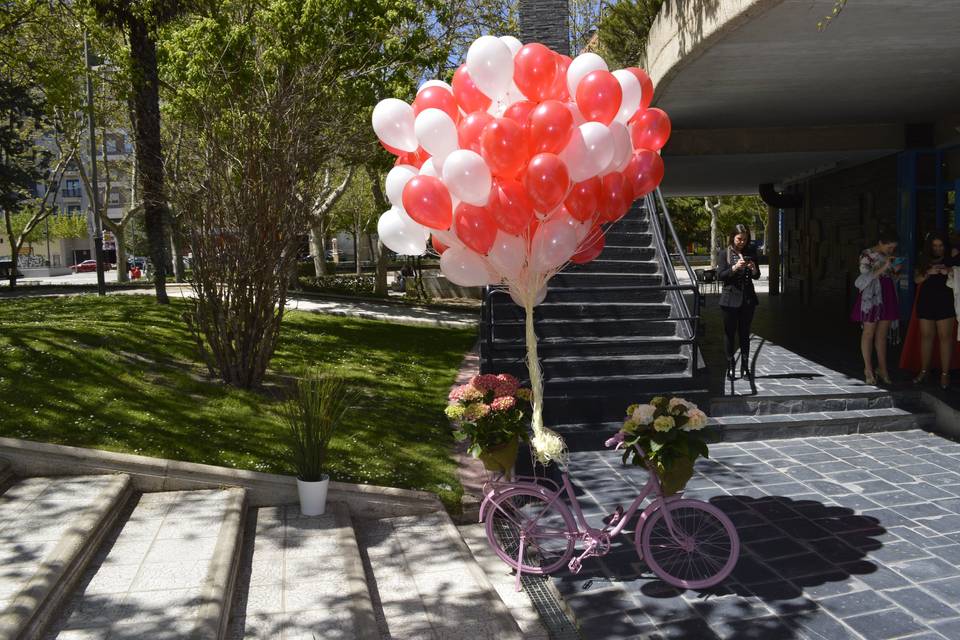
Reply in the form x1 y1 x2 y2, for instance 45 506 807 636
641 502 738 589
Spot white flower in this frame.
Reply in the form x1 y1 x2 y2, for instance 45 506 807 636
653 415 675 432
682 409 708 431
632 404 656 425
669 397 693 411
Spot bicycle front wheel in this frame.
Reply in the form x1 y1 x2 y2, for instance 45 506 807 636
639 499 740 590
484 487 577 575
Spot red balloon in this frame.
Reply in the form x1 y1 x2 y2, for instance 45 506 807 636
503 100 537 125
380 140 404 156
524 153 570 213
627 67 655 111
630 108 671 151
576 70 622 125
514 43 558 102
598 172 629 223
625 150 665 198
571 226 605 264
414 86 460 124
454 202 497 255
490 179 535 235
402 176 453 230
564 177 601 222
457 111 493 153
527 100 574 155
550 55 572 101
452 65 492 114
431 235 448 255
480 118 529 179
394 146 428 169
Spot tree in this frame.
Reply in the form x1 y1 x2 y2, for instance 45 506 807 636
88 0 186 304
595 0 665 69
165 0 443 388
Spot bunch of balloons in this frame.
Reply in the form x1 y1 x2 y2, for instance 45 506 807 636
372 35 671 464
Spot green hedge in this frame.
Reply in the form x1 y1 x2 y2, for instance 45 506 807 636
297 275 376 296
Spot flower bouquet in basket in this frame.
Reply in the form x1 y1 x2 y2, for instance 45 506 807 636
607 396 714 495
445 374 532 478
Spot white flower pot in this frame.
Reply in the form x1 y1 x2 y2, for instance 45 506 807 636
297 475 330 516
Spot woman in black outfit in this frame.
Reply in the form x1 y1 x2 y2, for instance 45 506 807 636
912 232 958 388
716 224 761 380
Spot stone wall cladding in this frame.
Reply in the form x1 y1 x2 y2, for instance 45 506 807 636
519 0 570 55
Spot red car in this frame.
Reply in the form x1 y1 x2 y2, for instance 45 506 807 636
69 260 98 273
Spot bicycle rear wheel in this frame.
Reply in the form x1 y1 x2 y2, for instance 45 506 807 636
639 499 739 590
484 487 577 575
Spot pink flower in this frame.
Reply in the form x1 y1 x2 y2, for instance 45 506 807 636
491 396 516 411
493 383 517 398
460 386 484 402
464 403 491 420
471 374 501 392
448 385 467 402
496 373 519 386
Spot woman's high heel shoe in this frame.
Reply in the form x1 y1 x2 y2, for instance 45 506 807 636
864 369 877 385
727 360 736 382
941 373 951 390
878 370 893 385
913 370 928 385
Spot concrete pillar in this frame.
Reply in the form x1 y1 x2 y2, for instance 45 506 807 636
519 0 569 55
767 205 780 295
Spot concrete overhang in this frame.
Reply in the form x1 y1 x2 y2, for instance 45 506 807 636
644 0 960 195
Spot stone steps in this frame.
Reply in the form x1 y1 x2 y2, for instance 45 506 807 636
356 512 524 639
226 502 378 640
41 487 246 639
712 407 936 442
0 458 12 488
0 474 133 639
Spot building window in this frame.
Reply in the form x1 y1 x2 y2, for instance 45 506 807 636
108 189 122 205
53 254 61 267
62 179 82 199
67 205 82 216
105 135 123 155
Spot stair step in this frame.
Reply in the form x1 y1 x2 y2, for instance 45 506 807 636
601 241 655 257
564 259 659 275
227 502 378 640
497 354 690 380
43 487 246 639
489 300 673 321
549 272 662 288
714 408 935 442
542 382 711 428
486 336 689 358
0 474 133 639
0 458 11 488
603 231 655 246
489 317 681 339
357 512 523 639
710 392 895 417
544 287 667 303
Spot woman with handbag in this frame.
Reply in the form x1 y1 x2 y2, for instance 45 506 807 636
716 224 761 381
851 230 901 385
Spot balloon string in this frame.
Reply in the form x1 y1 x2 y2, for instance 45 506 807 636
524 293 544 439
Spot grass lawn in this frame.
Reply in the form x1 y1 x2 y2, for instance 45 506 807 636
0 295 476 509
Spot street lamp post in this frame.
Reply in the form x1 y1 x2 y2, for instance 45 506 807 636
83 30 107 296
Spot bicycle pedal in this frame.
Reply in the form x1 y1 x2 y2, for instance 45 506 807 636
602 505 624 526
568 558 582 574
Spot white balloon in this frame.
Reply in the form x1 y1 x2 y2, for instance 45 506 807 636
440 246 495 287
574 219 592 244
579 122 615 179
509 284 548 307
612 69 642 124
602 121 633 176
567 102 586 127
487 231 526 280
377 206 429 256
372 98 417 152
558 127 590 182
442 150 492 206
414 108 458 161
419 157 441 177
466 35 514 98
418 79 452 94
433 228 462 251
531 217 578 272
567 53 608 98
385 164 418 208
500 35 523 58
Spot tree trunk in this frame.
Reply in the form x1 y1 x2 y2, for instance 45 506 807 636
308 222 325 277
3 211 18 288
707 198 719 269
115 225 128 283
374 239 388 296
352 228 361 276
128 15 169 304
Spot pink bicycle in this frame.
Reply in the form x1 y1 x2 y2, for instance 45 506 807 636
480 444 740 592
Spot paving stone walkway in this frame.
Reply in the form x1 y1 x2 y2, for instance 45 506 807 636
550 429 960 640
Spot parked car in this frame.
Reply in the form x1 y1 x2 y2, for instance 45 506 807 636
69 260 98 273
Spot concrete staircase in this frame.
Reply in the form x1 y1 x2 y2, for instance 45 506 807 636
481 201 707 447
0 463 535 640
